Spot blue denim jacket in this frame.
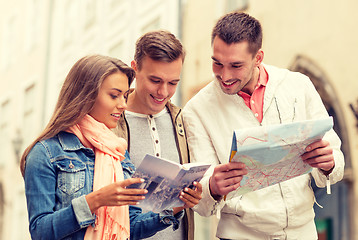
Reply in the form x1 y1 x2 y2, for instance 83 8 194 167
24 131 182 240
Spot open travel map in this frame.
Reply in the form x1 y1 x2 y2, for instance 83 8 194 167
226 117 333 200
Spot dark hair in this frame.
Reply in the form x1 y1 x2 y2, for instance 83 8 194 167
211 12 263 55
134 30 185 70
20 55 135 176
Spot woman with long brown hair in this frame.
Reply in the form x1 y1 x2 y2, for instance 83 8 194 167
22 55 147 240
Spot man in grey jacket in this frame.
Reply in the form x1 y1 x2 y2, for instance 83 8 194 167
182 12 344 240
116 30 200 240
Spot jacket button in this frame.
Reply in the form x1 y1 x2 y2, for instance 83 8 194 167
69 162 74 169
163 217 171 224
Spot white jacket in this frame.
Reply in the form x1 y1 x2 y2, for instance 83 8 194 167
182 64 344 240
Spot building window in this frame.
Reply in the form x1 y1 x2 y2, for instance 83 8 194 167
0 100 10 132
1 15 18 70
25 0 41 52
141 17 161 34
23 84 36 145
0 184 4 239
108 0 125 10
62 1 78 48
0 99 11 166
109 40 124 58
84 0 97 30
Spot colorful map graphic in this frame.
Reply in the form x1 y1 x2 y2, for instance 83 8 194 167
227 117 333 199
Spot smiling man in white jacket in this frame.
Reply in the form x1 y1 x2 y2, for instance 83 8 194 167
182 12 344 240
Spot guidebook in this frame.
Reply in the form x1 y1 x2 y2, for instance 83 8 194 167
127 154 211 213
226 117 334 200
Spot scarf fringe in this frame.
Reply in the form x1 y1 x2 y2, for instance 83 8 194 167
89 206 129 240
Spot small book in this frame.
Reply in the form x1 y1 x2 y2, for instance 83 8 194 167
127 154 211 213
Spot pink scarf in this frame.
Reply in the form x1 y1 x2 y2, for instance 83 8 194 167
67 114 129 240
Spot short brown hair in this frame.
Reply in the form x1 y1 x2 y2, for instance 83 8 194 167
211 12 263 55
134 30 185 70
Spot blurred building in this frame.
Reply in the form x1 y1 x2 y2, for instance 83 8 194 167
0 0 182 239
1 0 357 240
0 0 51 238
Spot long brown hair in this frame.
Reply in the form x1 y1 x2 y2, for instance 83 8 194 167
20 55 135 176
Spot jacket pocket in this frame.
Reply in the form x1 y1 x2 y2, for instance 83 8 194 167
56 158 86 195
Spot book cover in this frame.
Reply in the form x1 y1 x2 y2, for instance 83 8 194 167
127 154 211 212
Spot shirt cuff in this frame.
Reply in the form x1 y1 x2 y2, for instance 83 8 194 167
72 195 96 228
320 165 335 176
158 209 183 230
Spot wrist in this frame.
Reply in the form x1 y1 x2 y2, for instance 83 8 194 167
320 165 335 176
173 207 184 215
209 177 222 201
86 191 101 213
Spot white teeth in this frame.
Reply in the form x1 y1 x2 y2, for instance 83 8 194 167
153 97 165 102
111 114 120 117
223 81 235 86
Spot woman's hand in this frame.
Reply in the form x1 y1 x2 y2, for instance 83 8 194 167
173 181 202 215
86 178 147 213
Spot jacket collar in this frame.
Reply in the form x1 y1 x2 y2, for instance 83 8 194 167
262 64 287 114
58 131 87 151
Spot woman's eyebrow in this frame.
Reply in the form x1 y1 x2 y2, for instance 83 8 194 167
111 88 123 93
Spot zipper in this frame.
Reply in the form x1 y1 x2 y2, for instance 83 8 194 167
278 183 288 239
326 174 331 194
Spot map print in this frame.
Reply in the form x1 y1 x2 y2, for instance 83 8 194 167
227 117 333 200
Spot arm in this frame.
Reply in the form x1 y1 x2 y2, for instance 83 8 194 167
25 146 146 240
25 143 86 240
182 104 247 216
129 207 183 240
85 178 147 213
301 77 344 187
86 151 147 212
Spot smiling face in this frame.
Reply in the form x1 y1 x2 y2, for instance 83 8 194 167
212 37 263 95
88 71 129 129
128 56 182 115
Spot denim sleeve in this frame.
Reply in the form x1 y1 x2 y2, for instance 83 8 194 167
129 206 184 240
24 142 90 240
72 195 96 227
121 151 136 178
